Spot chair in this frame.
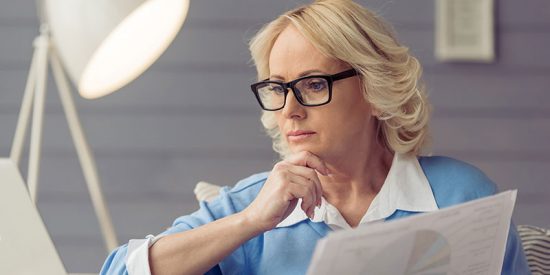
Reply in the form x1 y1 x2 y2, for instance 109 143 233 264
193 181 222 202
517 225 550 275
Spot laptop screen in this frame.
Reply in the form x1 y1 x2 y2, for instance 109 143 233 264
0 158 67 275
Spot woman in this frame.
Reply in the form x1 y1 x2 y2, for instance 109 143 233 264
101 1 530 274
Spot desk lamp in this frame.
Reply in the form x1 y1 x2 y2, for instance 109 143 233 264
9 0 190 252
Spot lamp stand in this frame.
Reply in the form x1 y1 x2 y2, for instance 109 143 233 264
9 25 118 252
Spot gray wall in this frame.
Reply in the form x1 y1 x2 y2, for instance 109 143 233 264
1 0 549 272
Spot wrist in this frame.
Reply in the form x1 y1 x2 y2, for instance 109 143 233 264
236 210 267 236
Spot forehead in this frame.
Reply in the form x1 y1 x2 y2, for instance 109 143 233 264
268 25 344 79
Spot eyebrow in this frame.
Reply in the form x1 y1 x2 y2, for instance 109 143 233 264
269 69 327 81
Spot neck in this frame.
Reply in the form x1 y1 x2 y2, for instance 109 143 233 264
319 139 394 206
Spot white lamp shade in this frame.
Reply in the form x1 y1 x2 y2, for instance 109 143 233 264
45 0 190 99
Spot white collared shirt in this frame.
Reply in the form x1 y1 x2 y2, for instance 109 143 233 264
123 153 439 274
276 153 439 230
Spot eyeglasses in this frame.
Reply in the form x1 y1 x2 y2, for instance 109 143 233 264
250 69 359 111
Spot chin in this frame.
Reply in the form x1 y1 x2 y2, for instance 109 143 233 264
289 145 325 157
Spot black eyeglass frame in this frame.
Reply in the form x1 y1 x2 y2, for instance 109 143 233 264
250 68 359 111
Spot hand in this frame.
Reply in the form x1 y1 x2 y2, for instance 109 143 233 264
242 151 328 233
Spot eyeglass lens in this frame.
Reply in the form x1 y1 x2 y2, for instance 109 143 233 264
256 77 330 110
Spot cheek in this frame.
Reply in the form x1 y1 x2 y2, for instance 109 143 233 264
325 102 374 137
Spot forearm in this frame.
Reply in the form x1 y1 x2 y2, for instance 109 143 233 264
149 211 262 275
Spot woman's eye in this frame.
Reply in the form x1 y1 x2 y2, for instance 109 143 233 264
270 85 285 94
307 81 326 91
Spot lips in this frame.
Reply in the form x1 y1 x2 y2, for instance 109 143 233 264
287 130 316 136
287 130 316 142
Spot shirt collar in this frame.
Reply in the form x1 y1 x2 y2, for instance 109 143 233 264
275 153 439 229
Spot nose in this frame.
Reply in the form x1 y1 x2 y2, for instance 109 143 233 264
281 89 306 119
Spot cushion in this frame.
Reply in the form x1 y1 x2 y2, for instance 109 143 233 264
518 225 550 275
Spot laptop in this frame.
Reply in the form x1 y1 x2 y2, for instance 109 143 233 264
0 158 68 275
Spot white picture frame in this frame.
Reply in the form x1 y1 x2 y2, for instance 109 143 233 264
435 0 495 62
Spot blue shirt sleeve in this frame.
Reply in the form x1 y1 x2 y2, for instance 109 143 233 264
99 191 236 275
100 243 130 275
99 173 269 275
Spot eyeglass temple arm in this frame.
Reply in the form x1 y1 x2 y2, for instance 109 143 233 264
331 69 358 81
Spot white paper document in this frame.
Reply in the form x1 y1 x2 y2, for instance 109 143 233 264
307 190 517 275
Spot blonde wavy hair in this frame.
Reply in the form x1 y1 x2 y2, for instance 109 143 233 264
249 0 431 159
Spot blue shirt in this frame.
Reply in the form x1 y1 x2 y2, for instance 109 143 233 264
100 156 531 274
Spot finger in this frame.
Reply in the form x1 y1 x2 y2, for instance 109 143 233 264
286 165 323 207
285 151 329 176
274 163 321 211
273 165 318 208
285 172 317 216
301 199 314 219
285 183 314 218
